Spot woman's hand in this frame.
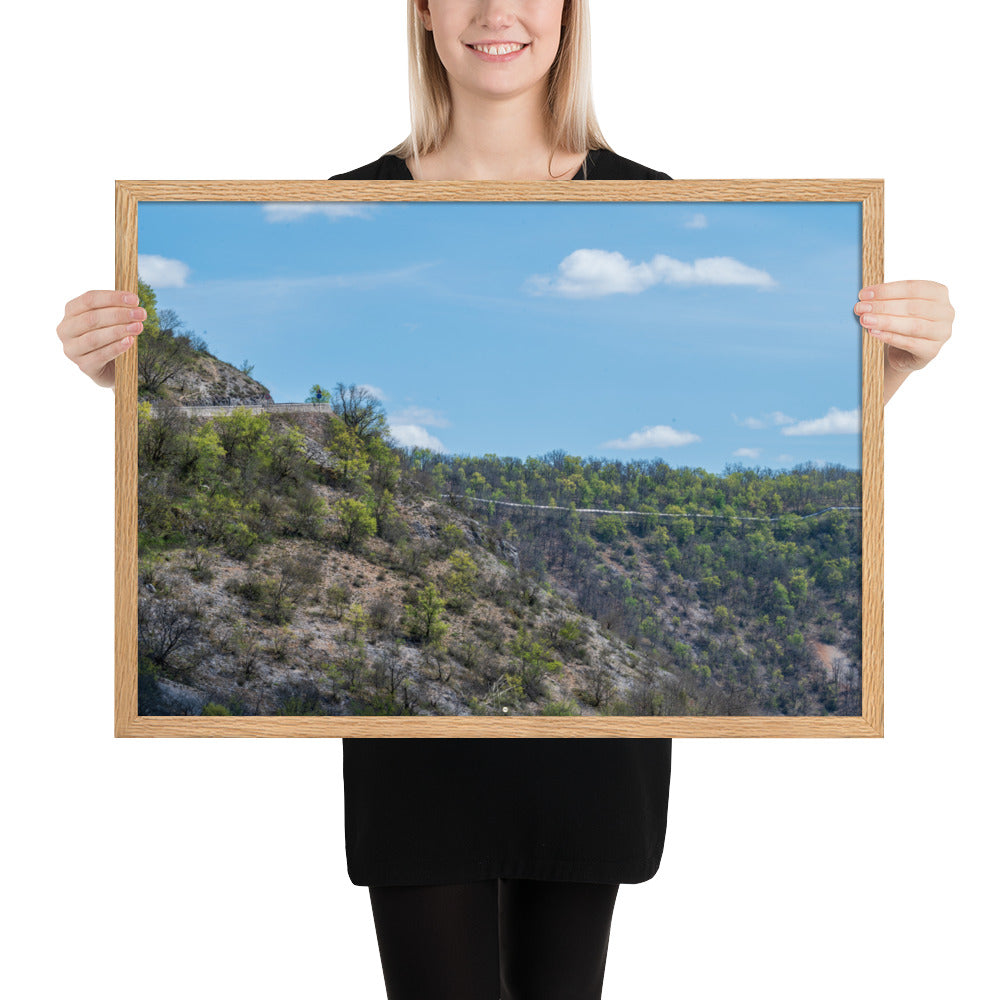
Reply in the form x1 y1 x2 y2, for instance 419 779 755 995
854 280 954 403
57 290 147 390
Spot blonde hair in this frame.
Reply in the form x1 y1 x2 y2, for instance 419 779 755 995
385 0 613 178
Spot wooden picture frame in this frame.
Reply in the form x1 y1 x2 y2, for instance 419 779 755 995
115 179 883 738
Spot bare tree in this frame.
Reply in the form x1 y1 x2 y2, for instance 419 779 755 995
332 382 389 442
137 330 189 396
138 596 199 669
578 665 613 708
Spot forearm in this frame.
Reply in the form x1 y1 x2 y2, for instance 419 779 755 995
883 355 910 405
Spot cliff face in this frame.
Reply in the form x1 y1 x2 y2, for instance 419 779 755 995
138 341 274 406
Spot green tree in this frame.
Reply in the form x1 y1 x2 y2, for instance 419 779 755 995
788 568 810 608
334 497 377 550
267 424 310 488
306 384 332 404
403 583 448 646
670 516 695 545
591 515 626 544
511 628 549 673
325 418 369 488
367 436 401 495
443 549 478 611
136 278 161 337
770 579 794 616
176 421 225 483
344 602 370 642
213 408 273 480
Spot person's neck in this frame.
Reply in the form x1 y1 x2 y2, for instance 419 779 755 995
419 85 572 180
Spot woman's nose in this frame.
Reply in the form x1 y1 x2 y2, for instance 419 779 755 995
476 0 516 29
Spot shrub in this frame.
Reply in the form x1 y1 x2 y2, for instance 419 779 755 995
187 547 214 583
334 497 377 550
326 582 349 619
591 515 626 544
227 572 294 625
137 596 199 669
540 700 579 716
436 523 465 556
221 520 259 560
369 593 397 634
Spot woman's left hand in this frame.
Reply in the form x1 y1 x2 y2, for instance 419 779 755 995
855 279 954 373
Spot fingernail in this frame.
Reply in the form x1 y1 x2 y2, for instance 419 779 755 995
859 288 875 300
127 321 142 333
856 302 872 314
122 293 139 306
121 336 133 349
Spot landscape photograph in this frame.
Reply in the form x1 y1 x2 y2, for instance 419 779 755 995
134 196 864 718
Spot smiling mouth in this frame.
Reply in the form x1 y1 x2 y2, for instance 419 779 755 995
466 42 529 55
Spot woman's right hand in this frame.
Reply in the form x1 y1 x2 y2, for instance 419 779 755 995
57 290 147 390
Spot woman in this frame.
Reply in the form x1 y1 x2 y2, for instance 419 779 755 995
57 2 953 997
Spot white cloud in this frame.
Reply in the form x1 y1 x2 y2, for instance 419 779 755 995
732 411 796 429
781 407 860 436
526 249 776 298
261 202 373 222
684 213 708 229
388 405 449 428
138 254 190 288
389 424 447 452
733 447 762 458
357 383 386 401
600 425 701 450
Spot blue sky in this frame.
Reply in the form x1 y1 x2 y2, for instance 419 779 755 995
138 198 863 474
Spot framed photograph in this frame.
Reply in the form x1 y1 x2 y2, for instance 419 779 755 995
114 178 883 738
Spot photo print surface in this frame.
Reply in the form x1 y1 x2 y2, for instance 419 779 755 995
135 197 863 720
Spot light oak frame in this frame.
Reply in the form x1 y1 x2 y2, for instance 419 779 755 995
115 179 884 738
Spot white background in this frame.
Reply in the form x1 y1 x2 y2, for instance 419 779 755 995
5 1 996 997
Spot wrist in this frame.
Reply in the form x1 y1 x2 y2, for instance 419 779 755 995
883 355 910 404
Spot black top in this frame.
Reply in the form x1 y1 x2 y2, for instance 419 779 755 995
330 148 673 886
329 146 672 183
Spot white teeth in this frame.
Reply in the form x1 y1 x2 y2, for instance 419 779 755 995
471 43 526 55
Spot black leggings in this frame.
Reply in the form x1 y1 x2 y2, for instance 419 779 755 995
368 878 620 1000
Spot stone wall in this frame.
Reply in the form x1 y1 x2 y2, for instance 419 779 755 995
147 401 332 418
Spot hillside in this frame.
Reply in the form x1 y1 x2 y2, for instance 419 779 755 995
134 320 862 718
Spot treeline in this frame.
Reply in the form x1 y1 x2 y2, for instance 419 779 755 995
403 447 859 517
409 453 862 715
